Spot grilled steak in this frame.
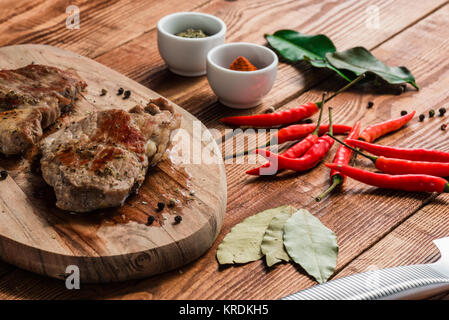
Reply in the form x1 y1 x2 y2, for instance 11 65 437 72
0 64 87 155
40 98 181 212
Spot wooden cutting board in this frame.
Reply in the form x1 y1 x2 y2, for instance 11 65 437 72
0 45 227 283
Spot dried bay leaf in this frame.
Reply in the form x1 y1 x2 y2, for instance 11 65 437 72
216 205 296 265
283 209 338 283
261 210 293 267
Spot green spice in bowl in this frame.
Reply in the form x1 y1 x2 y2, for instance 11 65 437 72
176 28 208 38
157 12 226 77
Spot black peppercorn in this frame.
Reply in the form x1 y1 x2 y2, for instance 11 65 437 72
123 90 131 99
174 215 182 224
156 202 165 211
441 124 447 131
367 101 374 109
419 114 425 122
264 107 275 114
429 109 435 118
394 84 406 95
61 105 71 114
147 215 155 226
168 198 176 207
117 87 124 95
100 88 107 96
439 108 446 116
401 110 408 116
0 170 7 181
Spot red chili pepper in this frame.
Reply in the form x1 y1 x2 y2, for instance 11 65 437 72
221 102 319 127
227 123 350 160
329 134 449 177
245 135 318 176
315 121 361 201
359 111 416 142
326 163 449 193
375 157 449 176
276 123 352 144
221 74 366 128
247 94 328 175
253 136 334 173
345 139 449 163
249 107 335 175
283 135 319 158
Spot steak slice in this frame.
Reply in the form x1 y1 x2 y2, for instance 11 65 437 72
0 108 43 155
0 64 87 155
40 98 181 212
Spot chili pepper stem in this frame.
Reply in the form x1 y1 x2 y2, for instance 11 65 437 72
445 184 449 193
328 107 333 135
312 93 327 135
317 73 366 107
327 133 377 163
315 174 343 202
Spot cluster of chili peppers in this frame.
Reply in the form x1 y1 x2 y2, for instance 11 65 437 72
224 74 366 159
248 94 335 175
325 134 449 194
221 71 449 197
315 121 361 202
313 110 424 199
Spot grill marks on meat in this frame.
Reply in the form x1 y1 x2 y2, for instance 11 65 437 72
40 98 181 212
0 64 87 155
93 109 147 155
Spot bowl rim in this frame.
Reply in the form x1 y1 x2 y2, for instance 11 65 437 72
207 42 278 75
157 12 226 42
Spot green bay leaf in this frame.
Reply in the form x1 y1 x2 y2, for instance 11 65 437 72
261 210 293 267
283 209 339 283
326 47 418 89
265 30 351 82
216 205 296 265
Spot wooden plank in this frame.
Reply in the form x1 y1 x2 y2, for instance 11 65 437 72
0 0 209 58
0 1 47 25
331 193 449 299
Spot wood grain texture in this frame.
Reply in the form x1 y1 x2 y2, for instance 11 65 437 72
0 44 227 283
332 193 449 297
0 0 210 58
0 0 448 299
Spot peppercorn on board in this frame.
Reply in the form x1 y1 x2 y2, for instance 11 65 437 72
0 44 227 283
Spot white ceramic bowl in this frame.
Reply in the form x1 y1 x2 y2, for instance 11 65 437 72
157 12 226 77
206 43 278 109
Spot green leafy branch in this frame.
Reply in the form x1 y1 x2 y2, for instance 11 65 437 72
265 30 418 89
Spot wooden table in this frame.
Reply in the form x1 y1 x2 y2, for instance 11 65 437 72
1 0 449 300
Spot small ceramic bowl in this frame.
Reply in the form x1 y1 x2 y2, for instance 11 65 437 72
157 12 226 77
206 43 278 109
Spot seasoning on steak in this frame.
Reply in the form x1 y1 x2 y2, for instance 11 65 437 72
39 98 181 212
0 64 87 155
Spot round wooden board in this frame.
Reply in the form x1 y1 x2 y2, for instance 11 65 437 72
0 45 227 283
